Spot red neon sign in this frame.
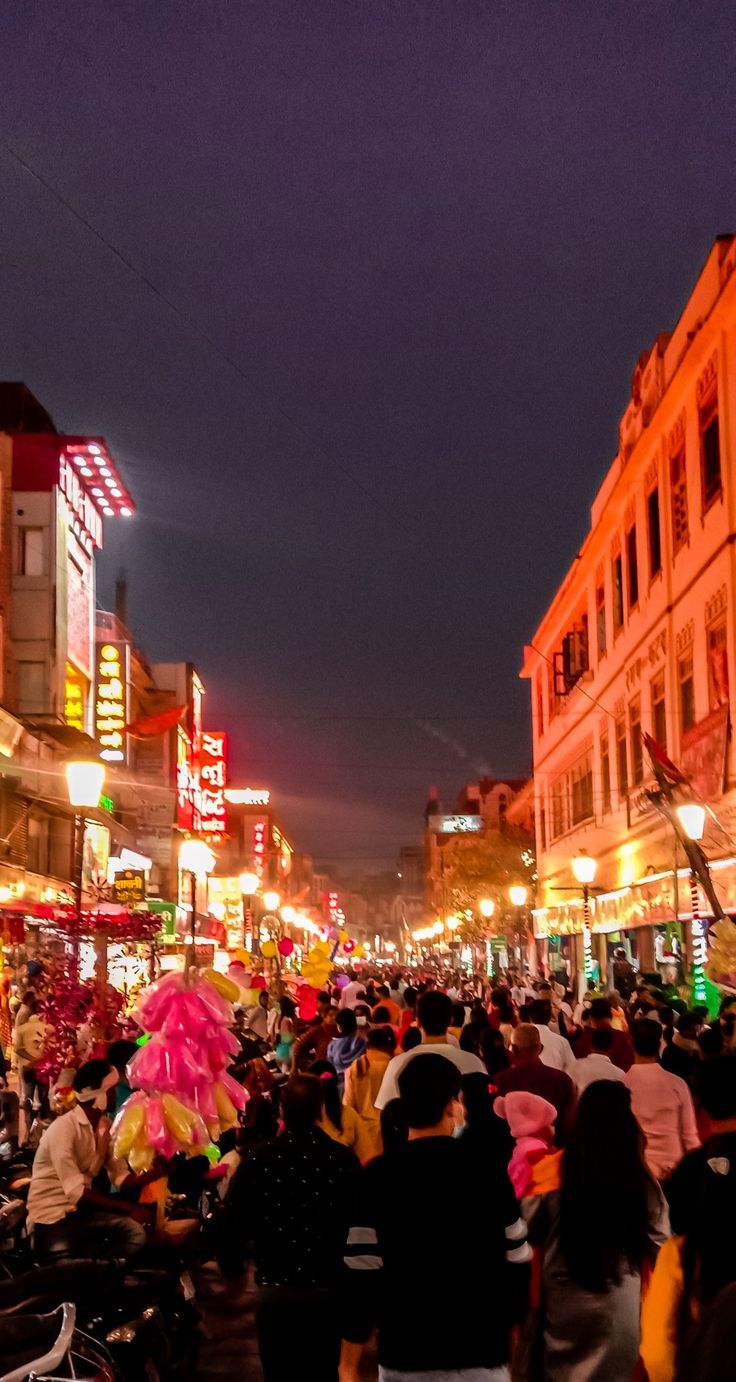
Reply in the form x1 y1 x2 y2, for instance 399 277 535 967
198 731 228 836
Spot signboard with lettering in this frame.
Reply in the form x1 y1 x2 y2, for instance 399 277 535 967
113 868 146 907
199 731 228 836
95 641 128 764
428 814 484 834
145 899 177 939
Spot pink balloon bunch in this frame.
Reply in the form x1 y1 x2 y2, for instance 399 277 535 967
122 969 248 1155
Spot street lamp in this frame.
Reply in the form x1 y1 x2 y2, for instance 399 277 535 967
479 897 495 919
572 853 597 984
239 871 259 953
263 889 280 914
509 885 528 908
676 803 708 1002
179 839 216 965
66 752 106 978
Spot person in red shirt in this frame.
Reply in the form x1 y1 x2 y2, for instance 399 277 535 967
292 995 338 1071
574 997 633 1071
373 984 402 1027
397 986 417 1039
495 1023 577 1143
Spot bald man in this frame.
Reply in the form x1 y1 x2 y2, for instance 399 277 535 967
494 1024 577 1143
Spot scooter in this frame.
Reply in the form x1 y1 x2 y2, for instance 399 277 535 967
0 1301 119 1381
0 1257 197 1381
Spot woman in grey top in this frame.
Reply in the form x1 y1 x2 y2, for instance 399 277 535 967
523 1080 669 1381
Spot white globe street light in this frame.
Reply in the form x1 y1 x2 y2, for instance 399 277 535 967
479 898 495 919
263 890 280 913
676 803 706 842
179 838 216 963
509 885 528 908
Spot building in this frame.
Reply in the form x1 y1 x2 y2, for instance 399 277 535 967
521 236 736 983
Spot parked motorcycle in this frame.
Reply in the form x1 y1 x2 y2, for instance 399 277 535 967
0 1302 119 1381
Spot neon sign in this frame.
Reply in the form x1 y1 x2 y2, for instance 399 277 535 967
59 454 104 547
95 642 127 763
199 731 228 836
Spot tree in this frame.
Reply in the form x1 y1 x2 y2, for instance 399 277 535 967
440 828 535 943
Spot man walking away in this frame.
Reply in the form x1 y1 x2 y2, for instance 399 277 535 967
624 1019 699 1183
220 1073 359 1382
573 1027 627 1093
340 1053 529 1381
375 990 485 1109
496 1023 576 1142
528 1000 576 1076
574 997 634 1071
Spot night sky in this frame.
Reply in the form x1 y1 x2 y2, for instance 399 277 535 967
1 2 734 871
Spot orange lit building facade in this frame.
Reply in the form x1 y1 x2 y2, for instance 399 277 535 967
522 238 736 982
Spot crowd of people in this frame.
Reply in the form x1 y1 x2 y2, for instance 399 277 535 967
221 963 736 1381
3 957 736 1381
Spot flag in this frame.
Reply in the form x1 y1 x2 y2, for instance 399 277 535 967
124 705 186 738
643 732 688 785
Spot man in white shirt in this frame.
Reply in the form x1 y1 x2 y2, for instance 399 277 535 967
339 974 366 1009
624 1019 700 1182
529 1000 575 1075
375 991 485 1109
573 1028 626 1093
28 1060 151 1263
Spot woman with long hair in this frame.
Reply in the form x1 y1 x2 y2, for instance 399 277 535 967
309 1060 368 1162
641 1056 736 1381
525 1080 668 1380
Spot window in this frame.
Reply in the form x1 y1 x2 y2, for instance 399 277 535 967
596 583 606 658
18 527 45 576
647 486 662 580
539 806 547 852
626 525 639 610
707 621 729 710
629 697 643 785
670 449 689 554
570 754 594 825
550 777 567 840
700 402 722 511
600 733 611 814
616 716 628 800
498 793 508 829
612 553 624 632
651 674 666 750
679 652 695 735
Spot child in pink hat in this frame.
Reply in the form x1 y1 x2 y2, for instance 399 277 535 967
495 1089 558 1197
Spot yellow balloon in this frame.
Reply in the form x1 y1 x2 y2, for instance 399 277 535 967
203 968 240 1002
261 940 277 958
338 929 348 944
234 948 250 965
312 940 330 955
214 1083 237 1125
114 1102 145 1159
353 945 364 958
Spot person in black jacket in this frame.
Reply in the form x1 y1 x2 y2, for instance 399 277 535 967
661 1010 702 1088
220 1073 359 1382
339 1053 529 1381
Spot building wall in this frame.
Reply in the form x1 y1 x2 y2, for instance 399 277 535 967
522 236 736 943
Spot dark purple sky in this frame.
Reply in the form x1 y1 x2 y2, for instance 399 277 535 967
1 2 734 870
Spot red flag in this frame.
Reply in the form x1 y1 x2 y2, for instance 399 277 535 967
643 732 688 784
124 705 186 738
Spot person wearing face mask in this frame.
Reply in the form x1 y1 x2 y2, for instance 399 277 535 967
339 1054 529 1381
27 1059 153 1263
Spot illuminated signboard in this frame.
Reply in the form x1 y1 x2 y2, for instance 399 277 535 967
428 814 484 834
176 725 195 830
199 731 228 836
252 817 267 883
95 641 128 763
64 662 87 732
224 788 271 806
59 453 104 548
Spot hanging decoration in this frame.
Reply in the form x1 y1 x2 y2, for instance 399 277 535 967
111 968 248 1171
36 968 124 1085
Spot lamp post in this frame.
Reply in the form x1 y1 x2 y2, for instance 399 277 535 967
239 871 259 954
572 853 597 987
179 839 216 969
65 754 106 980
508 885 527 969
676 804 708 1003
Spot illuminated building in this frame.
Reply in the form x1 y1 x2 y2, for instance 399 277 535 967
521 238 736 981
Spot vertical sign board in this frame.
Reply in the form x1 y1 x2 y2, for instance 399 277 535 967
95 641 128 764
176 725 194 831
199 732 228 836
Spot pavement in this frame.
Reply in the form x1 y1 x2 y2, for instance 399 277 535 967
194 1262 377 1380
